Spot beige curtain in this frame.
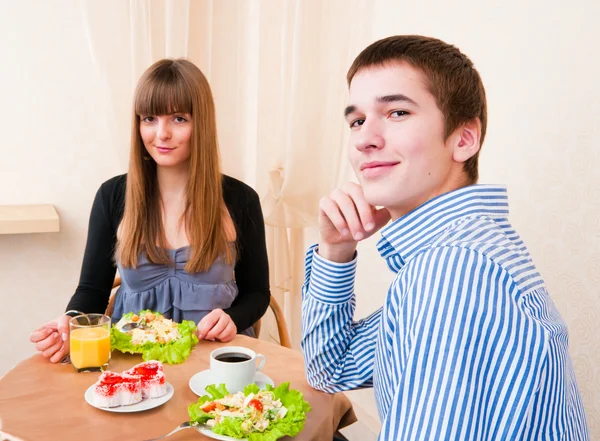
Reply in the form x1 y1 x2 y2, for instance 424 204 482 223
80 0 192 169
196 1 373 344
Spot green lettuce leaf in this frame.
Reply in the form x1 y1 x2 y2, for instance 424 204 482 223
187 383 231 424
212 417 247 438
205 383 230 400
110 310 198 364
187 396 214 424
244 383 261 396
188 382 311 441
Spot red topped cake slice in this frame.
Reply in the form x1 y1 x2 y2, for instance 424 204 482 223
92 371 143 408
125 361 167 399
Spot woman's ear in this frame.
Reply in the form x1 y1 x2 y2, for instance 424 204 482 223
451 118 481 163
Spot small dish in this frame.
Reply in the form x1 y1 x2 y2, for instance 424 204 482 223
188 370 274 396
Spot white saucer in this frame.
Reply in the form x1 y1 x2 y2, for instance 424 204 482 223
84 383 174 412
189 369 275 396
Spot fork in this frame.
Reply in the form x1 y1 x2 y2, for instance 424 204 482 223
142 421 203 441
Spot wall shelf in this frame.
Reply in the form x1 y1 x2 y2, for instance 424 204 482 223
0 204 60 234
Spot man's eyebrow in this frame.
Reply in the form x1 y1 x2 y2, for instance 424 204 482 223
344 94 419 117
344 105 356 117
376 94 418 106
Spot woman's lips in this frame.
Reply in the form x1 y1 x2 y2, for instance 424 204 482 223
156 146 174 154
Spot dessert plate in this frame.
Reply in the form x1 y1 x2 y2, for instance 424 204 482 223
84 382 174 413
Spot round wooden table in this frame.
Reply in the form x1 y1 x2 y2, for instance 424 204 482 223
0 335 356 441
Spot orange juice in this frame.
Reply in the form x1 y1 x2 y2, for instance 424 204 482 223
70 327 111 369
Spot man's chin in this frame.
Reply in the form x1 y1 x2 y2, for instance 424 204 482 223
362 188 393 209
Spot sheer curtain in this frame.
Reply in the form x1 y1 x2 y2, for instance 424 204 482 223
199 1 373 344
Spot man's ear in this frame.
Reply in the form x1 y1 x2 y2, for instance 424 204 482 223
451 118 481 163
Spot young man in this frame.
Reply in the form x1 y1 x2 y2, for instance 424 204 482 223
302 36 589 441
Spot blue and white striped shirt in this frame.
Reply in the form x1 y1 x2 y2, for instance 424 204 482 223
302 185 589 441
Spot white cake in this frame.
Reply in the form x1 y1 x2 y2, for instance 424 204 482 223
92 371 143 408
125 361 168 399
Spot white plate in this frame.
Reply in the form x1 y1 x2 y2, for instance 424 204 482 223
84 382 174 412
188 369 275 397
196 427 247 441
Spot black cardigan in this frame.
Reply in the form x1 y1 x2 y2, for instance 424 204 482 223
65 174 270 332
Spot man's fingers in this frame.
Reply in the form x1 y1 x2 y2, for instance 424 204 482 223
373 207 392 230
342 182 375 233
330 189 364 240
319 197 351 237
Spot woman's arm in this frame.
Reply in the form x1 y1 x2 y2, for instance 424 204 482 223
65 179 121 314
31 177 122 363
224 183 270 332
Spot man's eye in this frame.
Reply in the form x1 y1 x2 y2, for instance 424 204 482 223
350 119 365 128
390 110 409 118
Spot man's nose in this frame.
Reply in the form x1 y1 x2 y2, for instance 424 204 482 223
354 119 384 151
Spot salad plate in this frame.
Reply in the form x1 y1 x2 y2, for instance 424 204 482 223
188 382 311 440
111 310 198 364
196 427 244 441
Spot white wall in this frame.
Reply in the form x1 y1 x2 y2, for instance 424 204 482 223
0 1 124 371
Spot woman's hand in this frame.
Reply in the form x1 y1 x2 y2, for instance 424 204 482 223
29 315 71 363
196 309 237 342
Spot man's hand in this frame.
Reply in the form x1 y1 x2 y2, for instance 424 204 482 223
196 309 237 342
29 315 71 363
318 182 391 262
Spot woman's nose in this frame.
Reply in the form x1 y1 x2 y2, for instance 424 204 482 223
156 119 171 140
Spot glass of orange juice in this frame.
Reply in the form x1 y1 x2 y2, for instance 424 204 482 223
69 314 111 372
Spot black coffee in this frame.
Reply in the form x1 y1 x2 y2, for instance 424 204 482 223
215 353 252 363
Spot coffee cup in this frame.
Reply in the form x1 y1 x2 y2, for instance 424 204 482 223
209 346 266 392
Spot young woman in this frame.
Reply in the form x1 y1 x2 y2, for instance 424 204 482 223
30 59 270 363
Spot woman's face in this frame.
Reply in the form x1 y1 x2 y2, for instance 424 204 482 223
139 113 193 168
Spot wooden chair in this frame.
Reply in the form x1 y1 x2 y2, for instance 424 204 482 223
106 277 292 348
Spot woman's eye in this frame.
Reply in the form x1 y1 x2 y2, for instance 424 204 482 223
390 110 409 118
350 119 365 128
141 116 155 123
174 116 188 123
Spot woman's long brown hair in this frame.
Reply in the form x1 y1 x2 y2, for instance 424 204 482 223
117 58 233 272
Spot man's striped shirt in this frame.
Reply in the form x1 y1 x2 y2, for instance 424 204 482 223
301 185 588 440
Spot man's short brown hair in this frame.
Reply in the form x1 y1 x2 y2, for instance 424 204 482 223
347 35 487 184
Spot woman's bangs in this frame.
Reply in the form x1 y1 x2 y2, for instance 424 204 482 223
135 68 192 117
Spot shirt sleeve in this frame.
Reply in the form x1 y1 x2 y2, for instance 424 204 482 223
65 182 118 314
224 187 270 332
380 246 547 441
301 244 381 393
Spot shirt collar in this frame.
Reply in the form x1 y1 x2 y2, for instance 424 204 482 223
376 185 509 272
